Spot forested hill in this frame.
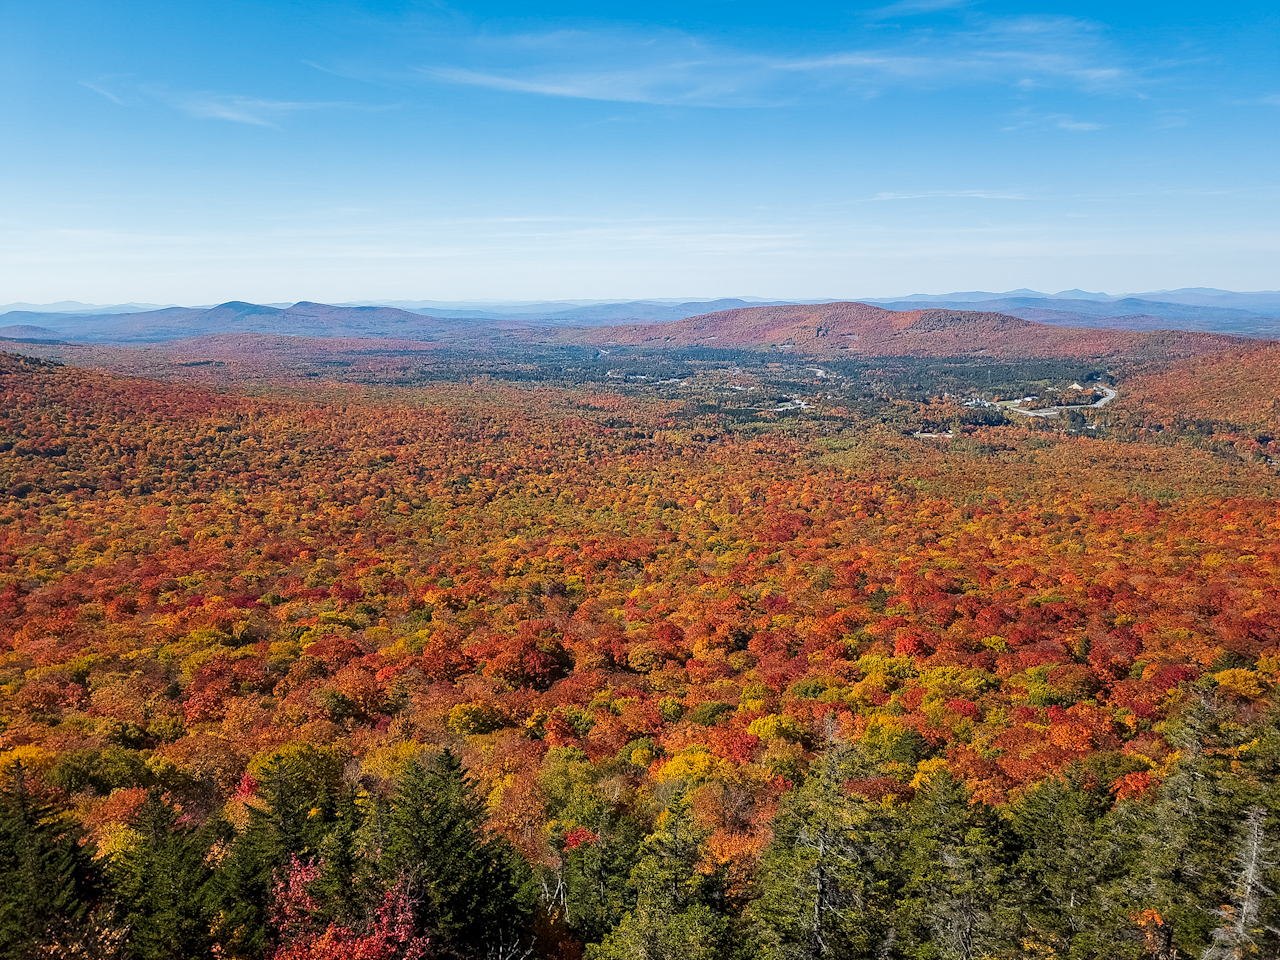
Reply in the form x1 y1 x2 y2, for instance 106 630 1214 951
1110 340 1280 437
566 301 1255 360
1 351 1279 959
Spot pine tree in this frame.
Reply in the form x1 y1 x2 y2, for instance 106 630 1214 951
382 750 534 958
588 796 731 960
557 805 644 946
1201 805 1276 960
1201 694 1280 959
110 789 219 960
1008 772 1121 958
751 756 902 960
0 763 103 960
898 771 1010 960
538 763 645 949
1105 701 1240 959
311 786 379 930
214 753 338 959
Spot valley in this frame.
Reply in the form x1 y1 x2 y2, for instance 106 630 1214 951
1 300 1278 960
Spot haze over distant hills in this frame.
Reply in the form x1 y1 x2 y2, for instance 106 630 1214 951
3 288 1278 344
341 297 802 324
859 288 1280 337
0 298 805 336
859 287 1280 310
9 287 1279 316
0 300 180 315
2 299 1260 367
0 301 468 344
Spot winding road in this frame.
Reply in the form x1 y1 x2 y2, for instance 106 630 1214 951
1001 386 1117 418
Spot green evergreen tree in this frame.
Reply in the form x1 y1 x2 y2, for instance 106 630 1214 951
1008 772 1124 958
1201 805 1276 960
1104 702 1240 959
110 789 219 960
751 757 902 960
543 778 644 946
1237 694 1280 958
311 785 379 929
898 772 1010 960
382 750 534 958
0 763 103 960
588 796 731 960
564 821 643 943
213 752 339 959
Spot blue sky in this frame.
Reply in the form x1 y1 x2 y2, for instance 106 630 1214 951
2 1 1278 303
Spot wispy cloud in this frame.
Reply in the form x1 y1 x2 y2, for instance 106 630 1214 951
417 30 770 107
81 78 361 124
137 88 397 126
79 80 124 105
423 67 615 100
416 15 1136 108
865 0 969 20
772 51 934 78
1057 118 1102 131
867 190 1032 201
421 64 749 107
1002 109 1103 132
172 94 352 126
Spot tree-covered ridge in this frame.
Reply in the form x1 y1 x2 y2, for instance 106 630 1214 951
1 352 1279 958
561 301 1253 361
1110 340 1280 447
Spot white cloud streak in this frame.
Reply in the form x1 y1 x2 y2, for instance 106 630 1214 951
1001 109 1103 132
865 0 970 20
79 80 124 105
171 94 352 126
421 65 745 106
415 15 1136 108
133 88 399 126
867 190 1032 201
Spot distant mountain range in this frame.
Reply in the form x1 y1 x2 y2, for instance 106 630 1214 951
2 288 1278 344
8 288 1280 318
0 297 794 324
860 287 1280 311
0 301 469 344
4 300 1254 365
0 298 803 343
859 290 1280 337
339 297 795 323
0 300 181 315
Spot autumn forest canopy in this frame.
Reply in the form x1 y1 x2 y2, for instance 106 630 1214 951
2 302 1280 960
